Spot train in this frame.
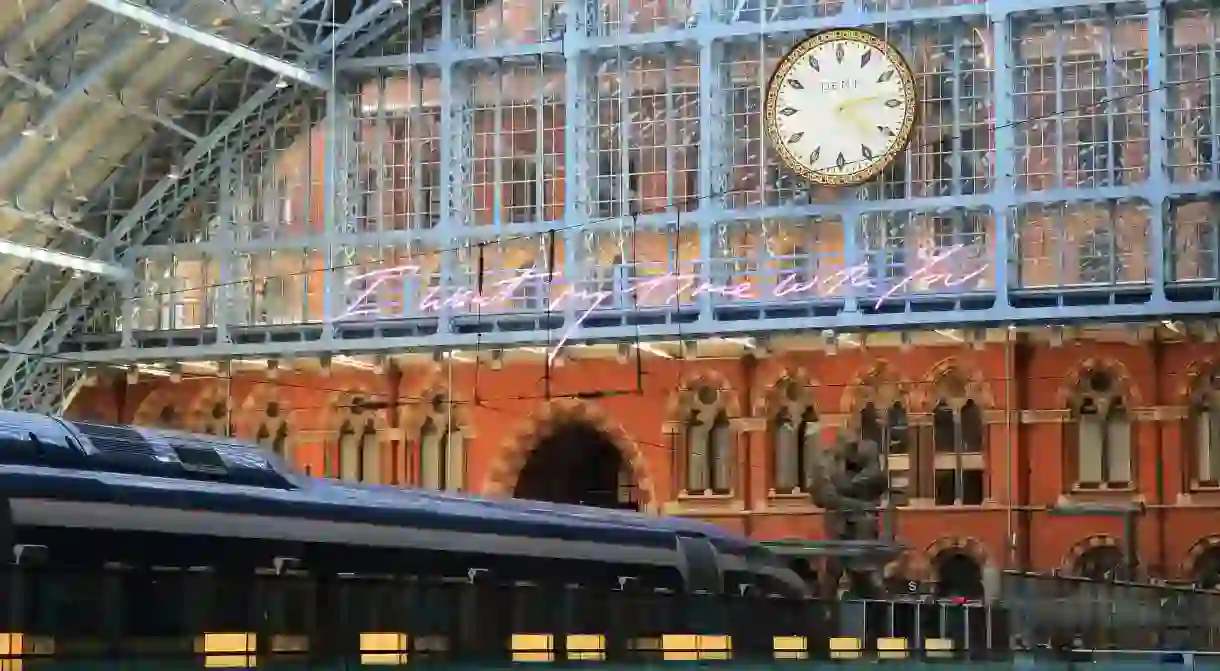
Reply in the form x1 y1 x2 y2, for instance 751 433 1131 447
0 409 808 597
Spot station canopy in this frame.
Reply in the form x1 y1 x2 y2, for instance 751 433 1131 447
0 0 429 408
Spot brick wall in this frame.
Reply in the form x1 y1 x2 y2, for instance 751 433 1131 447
67 338 1220 582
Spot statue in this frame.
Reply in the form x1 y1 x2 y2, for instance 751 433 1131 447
809 431 889 598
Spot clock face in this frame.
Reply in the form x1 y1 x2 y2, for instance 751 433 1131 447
764 29 918 187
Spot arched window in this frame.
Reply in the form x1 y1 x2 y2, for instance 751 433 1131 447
156 405 179 429
859 398 910 505
1193 546 1220 590
683 385 733 495
334 397 380 483
930 372 987 506
198 400 233 437
1190 368 1220 488
1075 545 1125 582
418 393 465 491
254 400 290 460
1068 368 1131 489
770 378 819 494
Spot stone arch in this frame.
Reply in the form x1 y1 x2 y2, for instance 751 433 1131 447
752 365 820 417
915 357 996 411
398 385 474 439
1182 535 1220 577
326 390 393 443
183 383 240 435
884 547 932 582
133 386 192 428
839 360 914 414
1181 358 1220 403
322 390 394 481
1055 358 1142 408
925 536 992 582
483 399 658 514
232 382 292 438
663 368 742 421
1061 534 1121 575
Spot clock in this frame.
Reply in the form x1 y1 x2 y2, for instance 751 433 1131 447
764 29 918 187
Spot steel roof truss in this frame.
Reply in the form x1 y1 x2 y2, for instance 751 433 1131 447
84 0 330 89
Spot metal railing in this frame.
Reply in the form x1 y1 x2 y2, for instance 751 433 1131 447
1002 571 1220 651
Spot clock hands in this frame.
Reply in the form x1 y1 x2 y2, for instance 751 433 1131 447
835 94 887 114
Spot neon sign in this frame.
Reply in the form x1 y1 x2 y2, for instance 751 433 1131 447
340 244 988 363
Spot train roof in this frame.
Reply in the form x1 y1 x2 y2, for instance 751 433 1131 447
0 410 753 553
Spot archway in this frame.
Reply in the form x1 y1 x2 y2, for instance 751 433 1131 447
934 552 984 599
1075 545 1125 581
1195 547 1220 590
513 421 638 510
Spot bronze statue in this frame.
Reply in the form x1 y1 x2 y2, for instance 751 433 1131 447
809 431 889 598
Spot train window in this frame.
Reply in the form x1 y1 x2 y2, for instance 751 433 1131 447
208 572 255 631
22 570 109 640
120 569 189 638
279 575 316 635
172 445 227 475
0 430 37 462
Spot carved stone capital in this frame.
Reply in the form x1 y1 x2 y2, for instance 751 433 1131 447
1020 409 1070 424
733 417 766 432
820 412 849 428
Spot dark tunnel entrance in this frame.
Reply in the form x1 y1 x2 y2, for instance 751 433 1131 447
513 422 638 510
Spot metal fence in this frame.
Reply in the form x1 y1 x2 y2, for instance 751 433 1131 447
1002 572 1220 651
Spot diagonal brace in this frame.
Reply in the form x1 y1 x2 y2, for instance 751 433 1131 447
84 0 330 89
0 238 129 279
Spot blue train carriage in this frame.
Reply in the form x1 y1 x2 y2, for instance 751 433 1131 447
0 409 806 595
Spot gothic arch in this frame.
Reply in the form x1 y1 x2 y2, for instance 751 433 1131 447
1060 534 1121 575
915 357 996 411
326 391 393 443
1055 358 1142 408
233 382 293 439
483 399 659 514
1182 535 1220 576
132 386 192 428
1180 358 1220 402
925 536 993 582
839 360 914 414
183 383 240 434
752 364 820 417
663 368 743 421
398 385 474 439
884 548 932 582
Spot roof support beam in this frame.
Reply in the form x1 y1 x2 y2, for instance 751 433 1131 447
83 0 331 89
0 238 128 279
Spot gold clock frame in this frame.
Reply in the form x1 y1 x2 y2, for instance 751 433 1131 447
763 28 919 188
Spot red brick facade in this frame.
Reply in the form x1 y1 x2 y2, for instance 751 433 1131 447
64 335 1220 584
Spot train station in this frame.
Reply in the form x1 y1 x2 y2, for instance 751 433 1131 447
1 0 1219 664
